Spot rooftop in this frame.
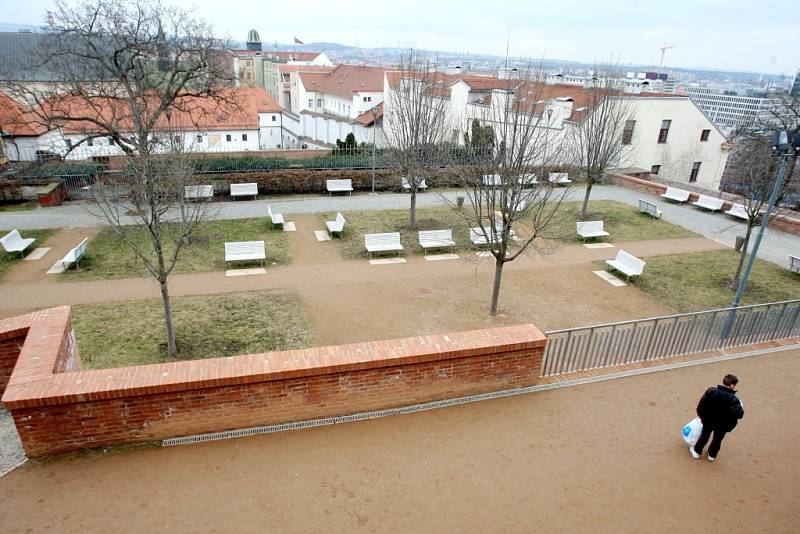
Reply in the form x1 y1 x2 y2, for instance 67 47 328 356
299 65 385 98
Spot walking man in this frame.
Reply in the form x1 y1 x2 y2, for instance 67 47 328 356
691 374 745 462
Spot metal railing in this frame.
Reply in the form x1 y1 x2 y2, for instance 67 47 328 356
541 299 800 377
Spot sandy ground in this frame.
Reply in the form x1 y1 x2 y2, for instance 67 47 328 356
0 215 725 344
1 348 797 533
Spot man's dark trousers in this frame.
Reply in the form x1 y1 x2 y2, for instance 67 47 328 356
694 424 727 457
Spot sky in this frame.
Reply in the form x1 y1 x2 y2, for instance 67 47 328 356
1 0 798 75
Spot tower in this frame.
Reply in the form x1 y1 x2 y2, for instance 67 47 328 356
246 29 262 52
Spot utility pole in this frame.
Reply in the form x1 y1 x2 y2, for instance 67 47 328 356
370 106 378 194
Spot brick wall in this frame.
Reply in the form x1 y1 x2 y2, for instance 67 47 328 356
1 307 547 457
0 333 25 396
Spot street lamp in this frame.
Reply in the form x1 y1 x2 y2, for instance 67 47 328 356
369 105 379 195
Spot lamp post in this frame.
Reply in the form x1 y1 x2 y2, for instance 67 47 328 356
369 106 379 195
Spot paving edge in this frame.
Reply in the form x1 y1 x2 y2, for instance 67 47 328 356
162 342 800 448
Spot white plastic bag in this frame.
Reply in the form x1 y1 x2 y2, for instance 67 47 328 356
682 417 703 446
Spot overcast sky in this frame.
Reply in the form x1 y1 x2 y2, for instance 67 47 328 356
1 0 797 75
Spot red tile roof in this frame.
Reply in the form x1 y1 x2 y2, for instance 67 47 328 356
354 102 383 126
0 90 49 136
299 65 385 98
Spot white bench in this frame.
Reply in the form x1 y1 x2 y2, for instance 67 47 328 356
483 174 502 187
518 174 539 187
326 212 346 237
365 232 403 257
418 229 456 253
61 238 88 270
724 203 749 221
470 228 490 246
0 230 36 257
470 225 514 246
230 183 258 200
692 194 724 212
638 199 663 219
401 177 428 191
790 255 800 274
661 187 690 203
267 205 284 228
606 250 646 281
549 173 571 185
184 185 213 200
576 221 610 241
224 241 266 266
326 179 353 196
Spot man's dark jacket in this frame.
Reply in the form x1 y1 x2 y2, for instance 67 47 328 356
696 385 744 432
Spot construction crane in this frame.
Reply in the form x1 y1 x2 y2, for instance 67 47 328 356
659 43 676 68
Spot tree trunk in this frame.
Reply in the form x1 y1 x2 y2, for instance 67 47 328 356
159 279 178 356
410 188 417 229
489 259 505 315
580 178 594 219
731 223 754 290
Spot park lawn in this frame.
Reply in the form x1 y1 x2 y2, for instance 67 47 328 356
62 217 290 280
541 199 697 242
632 249 800 312
0 201 39 212
0 229 55 278
72 290 310 369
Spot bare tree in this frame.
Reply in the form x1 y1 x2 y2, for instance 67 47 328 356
383 49 453 229
569 66 634 219
5 0 238 356
455 66 567 315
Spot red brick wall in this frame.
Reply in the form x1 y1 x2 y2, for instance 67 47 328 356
0 334 25 396
1 308 547 457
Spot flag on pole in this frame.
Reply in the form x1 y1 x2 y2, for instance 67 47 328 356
294 37 304 45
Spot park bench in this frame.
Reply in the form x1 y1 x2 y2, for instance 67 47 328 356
724 203 749 221
418 229 456 253
364 232 403 257
789 255 800 274
326 212 346 237
267 205 284 229
660 187 690 203
605 250 646 281
638 199 663 219
184 185 213 201
401 176 428 191
224 241 266 266
576 220 610 241
483 174 502 187
326 179 353 196
230 183 258 200
692 194 724 212
470 227 490 246
518 174 539 187
60 238 88 270
548 172 571 185
0 229 35 257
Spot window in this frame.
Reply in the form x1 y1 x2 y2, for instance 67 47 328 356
363 96 371 103
226 134 232 142
622 120 636 145
308 99 313 108
108 137 115 146
317 98 322 108
196 135 203 143
700 129 710 141
65 139 73 149
271 115 276 122
242 134 248 142
87 138 93 147
657 119 671 143
650 164 661 175
689 161 701 182
173 135 181 145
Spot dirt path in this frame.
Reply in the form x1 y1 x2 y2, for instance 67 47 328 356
1 348 797 533
3 228 99 284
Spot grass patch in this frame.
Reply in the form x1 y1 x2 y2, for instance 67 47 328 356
0 228 55 278
63 218 290 280
0 201 38 212
72 290 310 369
632 249 800 312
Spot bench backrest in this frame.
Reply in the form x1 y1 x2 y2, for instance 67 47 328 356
231 183 258 195
615 250 646 271
577 220 605 233
267 205 277 218
696 194 723 208
727 203 748 214
225 241 265 255
483 174 501 186
327 179 353 190
73 238 88 258
365 232 401 248
419 229 453 243
401 176 426 188
639 199 657 210
549 172 569 183
0 230 23 249
185 185 213 198
336 212 346 225
664 187 690 200
518 173 538 184
470 228 487 242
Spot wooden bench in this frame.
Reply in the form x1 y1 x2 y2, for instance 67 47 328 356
638 199 663 219
326 179 353 196
364 232 403 257
576 220 610 241
418 229 456 253
401 177 428 191
60 238 88 270
230 183 258 200
326 212 346 237
724 203 749 221
548 172 571 185
483 174 502 187
224 241 266 266
518 174 538 187
606 250 646 281
692 194 724 212
184 185 213 201
660 187 690 203
267 205 284 229
0 230 35 257
789 255 800 274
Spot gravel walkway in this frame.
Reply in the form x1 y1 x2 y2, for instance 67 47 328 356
1 185 797 267
0 405 26 478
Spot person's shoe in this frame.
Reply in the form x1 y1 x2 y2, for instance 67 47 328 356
689 446 701 459
707 456 716 462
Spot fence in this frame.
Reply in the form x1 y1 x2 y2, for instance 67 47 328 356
541 299 800 377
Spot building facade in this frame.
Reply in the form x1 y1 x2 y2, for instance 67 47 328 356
682 86 777 135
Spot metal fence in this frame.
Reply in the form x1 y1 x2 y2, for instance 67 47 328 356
541 299 800 377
